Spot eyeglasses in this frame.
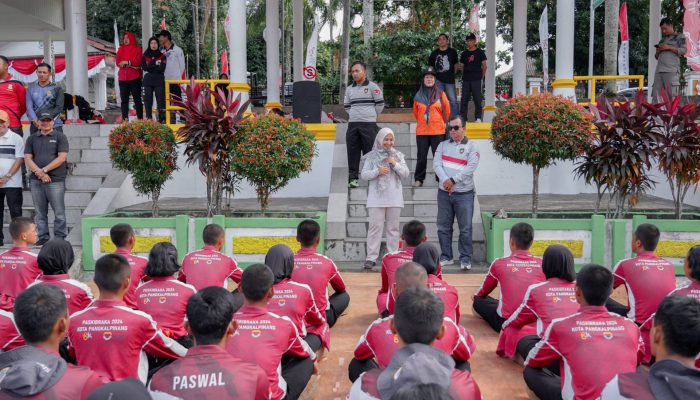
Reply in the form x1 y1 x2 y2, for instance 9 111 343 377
449 125 462 131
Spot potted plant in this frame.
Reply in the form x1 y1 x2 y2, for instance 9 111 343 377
108 120 178 217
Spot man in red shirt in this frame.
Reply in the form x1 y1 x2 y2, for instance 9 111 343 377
68 254 187 382
606 223 676 325
111 223 148 308
0 55 27 136
474 222 544 332
148 286 270 399
0 308 24 351
293 219 349 328
226 264 315 400
180 224 242 291
0 284 104 399
0 217 39 310
524 264 644 400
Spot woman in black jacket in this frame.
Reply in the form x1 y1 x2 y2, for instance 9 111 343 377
142 37 167 122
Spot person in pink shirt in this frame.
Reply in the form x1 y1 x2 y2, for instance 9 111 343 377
180 224 242 291
0 217 40 311
606 223 676 325
474 222 545 332
110 223 148 309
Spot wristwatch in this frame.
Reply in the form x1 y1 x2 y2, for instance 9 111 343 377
42 167 48 174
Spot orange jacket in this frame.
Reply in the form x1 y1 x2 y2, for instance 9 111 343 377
413 92 450 135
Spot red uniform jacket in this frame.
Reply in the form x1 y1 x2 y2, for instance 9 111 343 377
0 78 27 127
226 304 315 400
612 251 676 324
114 248 149 309
0 246 40 311
475 250 545 319
148 345 270 399
354 316 476 367
0 309 24 351
386 275 460 322
499 278 578 358
68 299 187 382
115 32 143 81
292 247 347 314
29 274 94 315
179 246 242 291
135 276 197 339
267 279 328 348
525 305 644 400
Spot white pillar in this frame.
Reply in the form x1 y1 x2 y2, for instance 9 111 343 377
293 0 303 81
141 0 153 49
552 0 576 99
648 0 661 101
64 0 89 97
94 71 107 110
228 0 249 103
42 31 55 81
483 0 497 122
265 0 281 108
512 0 527 96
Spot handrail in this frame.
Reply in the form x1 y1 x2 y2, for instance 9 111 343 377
573 75 645 106
165 79 230 128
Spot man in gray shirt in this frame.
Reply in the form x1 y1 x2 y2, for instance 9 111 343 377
158 30 186 123
653 18 686 100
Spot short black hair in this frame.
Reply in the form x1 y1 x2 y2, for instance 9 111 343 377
297 219 320 247
510 222 534 250
187 287 236 345
654 295 700 358
576 264 613 306
14 285 67 344
202 223 225 246
94 254 131 293
542 245 576 282
687 245 700 281
466 32 477 40
402 220 426 247
157 30 172 40
240 263 274 302
635 223 660 251
449 115 463 125
660 17 673 27
437 33 449 41
36 62 52 72
9 217 35 241
395 262 428 292
145 242 180 277
351 61 366 70
394 287 444 345
0 55 8 65
110 223 134 248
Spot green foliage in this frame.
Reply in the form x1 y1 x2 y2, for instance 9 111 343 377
108 120 178 217
231 115 316 212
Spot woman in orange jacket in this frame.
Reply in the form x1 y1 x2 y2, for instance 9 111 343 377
412 70 450 187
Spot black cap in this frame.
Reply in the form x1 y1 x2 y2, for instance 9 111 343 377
423 69 437 78
38 112 53 121
466 32 477 40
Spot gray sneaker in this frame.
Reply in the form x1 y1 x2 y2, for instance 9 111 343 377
439 258 453 266
349 179 360 188
363 260 376 270
461 262 472 271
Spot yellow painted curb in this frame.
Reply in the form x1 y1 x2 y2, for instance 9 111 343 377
100 236 172 254
530 240 585 258
233 237 301 255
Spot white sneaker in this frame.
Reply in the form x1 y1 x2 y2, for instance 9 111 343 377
439 258 453 266
460 262 472 271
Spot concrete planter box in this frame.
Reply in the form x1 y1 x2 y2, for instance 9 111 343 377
481 212 700 274
81 212 327 271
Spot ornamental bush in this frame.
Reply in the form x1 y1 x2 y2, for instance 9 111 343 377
231 114 316 212
109 120 178 217
491 93 593 216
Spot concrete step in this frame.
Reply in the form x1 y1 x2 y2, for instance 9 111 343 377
80 149 110 163
62 125 102 137
346 217 455 240
2 207 84 224
349 186 439 202
66 176 103 191
356 175 439 188
348 200 439 219
70 162 114 177
90 137 110 150
23 190 94 208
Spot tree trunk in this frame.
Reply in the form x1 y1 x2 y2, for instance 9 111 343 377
532 165 540 218
362 0 374 79
257 187 270 214
339 0 351 105
212 0 218 76
151 188 160 218
604 0 620 92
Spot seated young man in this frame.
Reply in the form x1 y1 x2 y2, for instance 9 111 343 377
110 223 148 308
293 219 349 330
500 245 579 360
375 220 434 316
0 307 24 351
180 224 242 291
600 295 700 400
29 239 94 315
265 244 327 352
524 264 644 400
0 285 104 399
0 217 40 311
148 287 270 399
349 287 482 400
350 262 476 382
474 222 544 332
226 264 315 400
606 223 676 325
68 254 187 382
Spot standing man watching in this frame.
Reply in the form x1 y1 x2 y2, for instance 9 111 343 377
428 34 459 118
158 30 186 123
344 61 384 188
433 115 479 271
0 110 24 243
24 113 68 245
0 55 27 136
457 33 487 122
26 63 64 135
653 18 686 100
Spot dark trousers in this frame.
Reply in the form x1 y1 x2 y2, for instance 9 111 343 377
304 333 322 353
281 356 314 400
326 291 350 328
473 296 505 332
348 357 379 382
119 79 143 120
460 79 483 121
168 83 183 123
605 298 629 317
516 335 541 361
143 84 166 122
524 366 563 400
346 122 378 180
414 134 442 183
0 188 22 243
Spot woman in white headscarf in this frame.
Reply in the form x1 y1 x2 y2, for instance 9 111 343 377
360 127 410 270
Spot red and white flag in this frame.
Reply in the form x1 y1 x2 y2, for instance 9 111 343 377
468 3 480 37
684 0 700 71
160 18 166 30
221 50 229 76
618 2 629 89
